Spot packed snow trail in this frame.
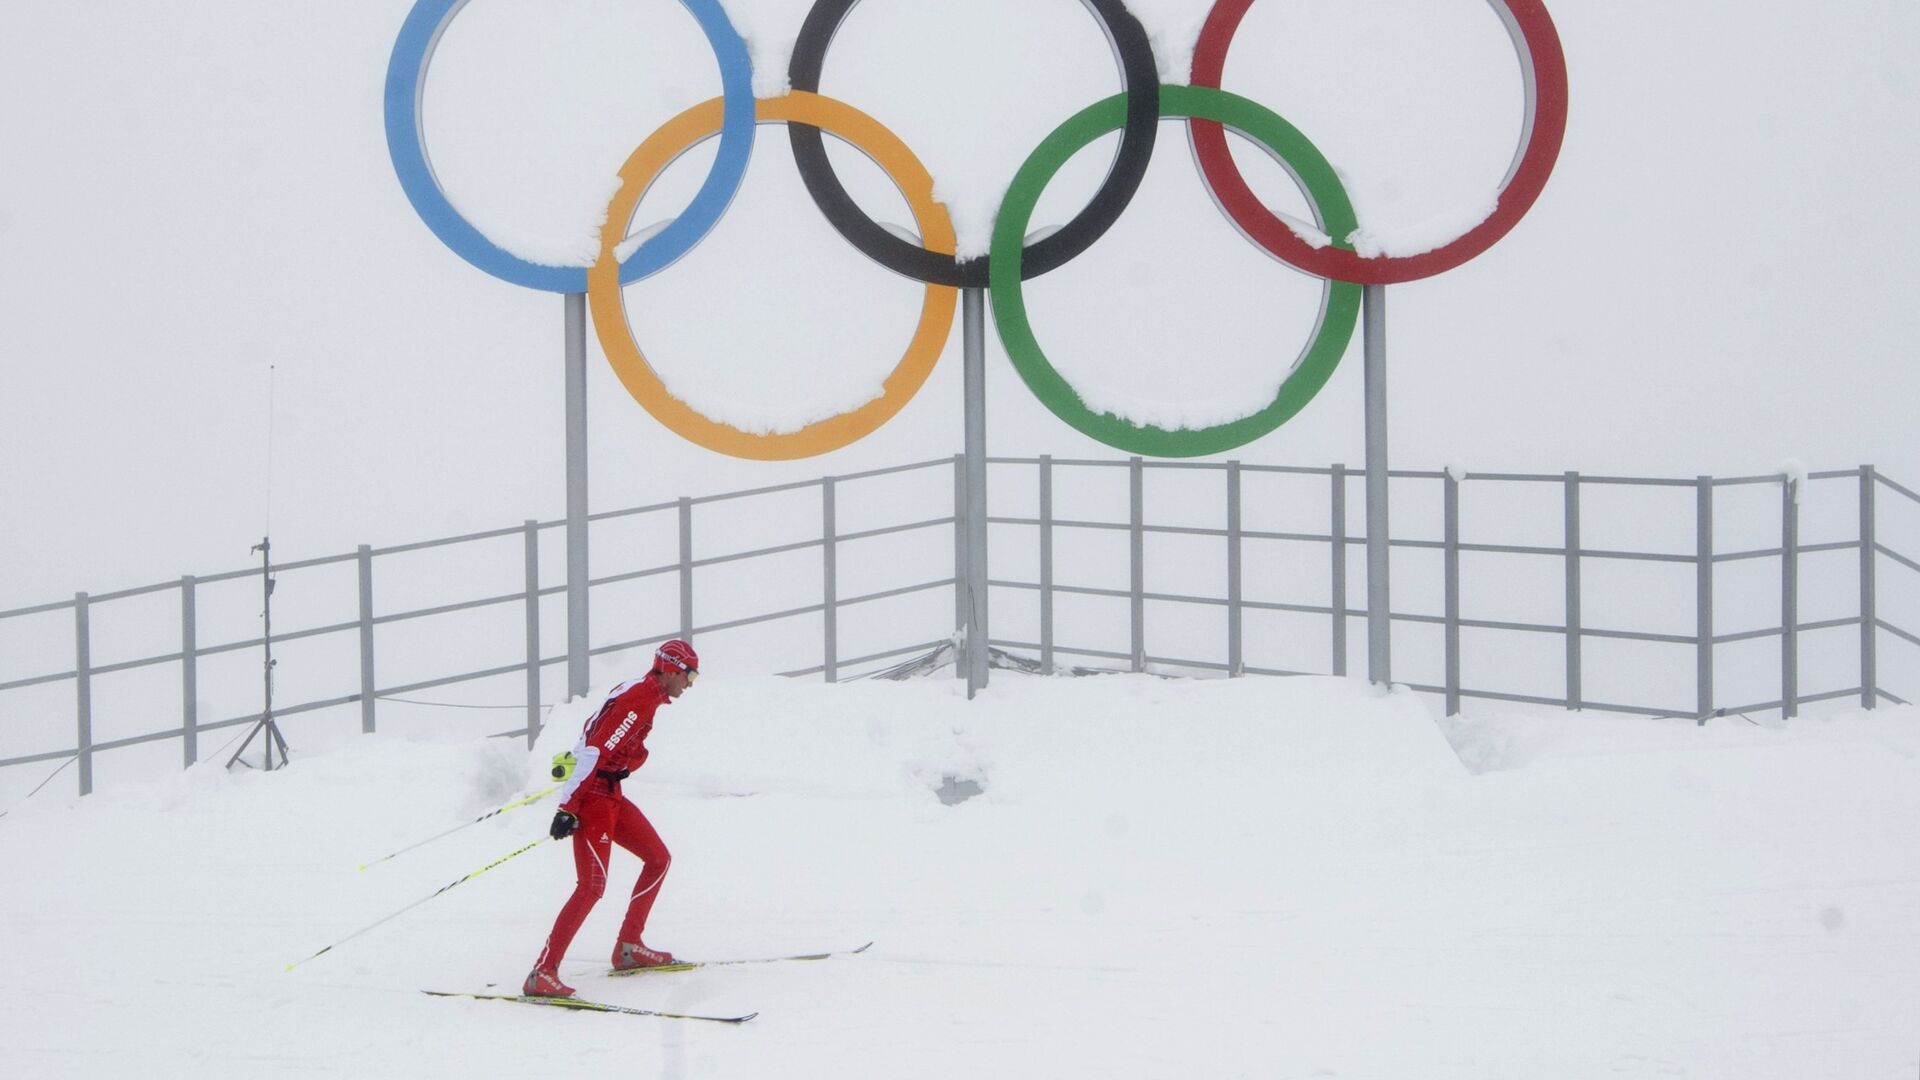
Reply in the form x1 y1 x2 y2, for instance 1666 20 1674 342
2 673 1915 1079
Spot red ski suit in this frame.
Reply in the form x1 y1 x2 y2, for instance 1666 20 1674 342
536 676 673 969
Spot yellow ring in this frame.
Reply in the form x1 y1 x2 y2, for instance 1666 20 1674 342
589 92 958 460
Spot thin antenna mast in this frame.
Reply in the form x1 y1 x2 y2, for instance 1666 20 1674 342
265 364 275 536
228 365 289 771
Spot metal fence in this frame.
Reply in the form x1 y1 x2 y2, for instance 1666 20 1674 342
3 456 1915 799
983 458 1917 720
0 456 962 798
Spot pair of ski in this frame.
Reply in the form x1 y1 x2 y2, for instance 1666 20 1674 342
424 942 871 1023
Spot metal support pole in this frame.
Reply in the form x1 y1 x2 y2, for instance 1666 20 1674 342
822 477 838 683
953 454 966 679
564 291 590 700
181 576 198 766
1227 461 1243 677
1129 456 1145 672
1861 465 1877 709
1039 455 1055 675
1443 473 1461 716
75 592 92 796
962 288 989 696
1565 471 1582 711
357 544 376 734
224 538 289 772
1782 474 1799 719
1363 284 1391 686
1696 477 1715 722
524 521 542 747
678 497 694 641
259 538 280 771
1331 464 1348 676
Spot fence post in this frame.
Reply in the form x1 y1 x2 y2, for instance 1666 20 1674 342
1227 461 1243 677
1444 472 1460 716
524 521 542 748
1331 464 1347 677
181 576 198 766
1565 471 1582 711
1130 456 1145 672
822 477 838 683
1782 474 1799 719
75 592 91 796
679 497 694 643
1696 477 1714 723
1860 464 1877 709
358 545 376 734
1039 455 1054 675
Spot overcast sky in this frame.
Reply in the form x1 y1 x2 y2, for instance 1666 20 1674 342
3 0 1917 613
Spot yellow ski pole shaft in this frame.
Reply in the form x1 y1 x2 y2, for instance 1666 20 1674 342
288 837 549 972
358 784 560 871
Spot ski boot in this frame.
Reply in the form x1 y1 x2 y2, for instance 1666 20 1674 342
522 967 575 998
612 940 675 971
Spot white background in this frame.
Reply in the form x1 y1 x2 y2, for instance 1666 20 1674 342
3 0 1917 610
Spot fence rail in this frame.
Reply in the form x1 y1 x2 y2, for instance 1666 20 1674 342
0 457 962 796
983 457 1916 725
4 457 1915 799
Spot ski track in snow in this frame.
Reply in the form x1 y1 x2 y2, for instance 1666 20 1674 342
2 673 1916 1079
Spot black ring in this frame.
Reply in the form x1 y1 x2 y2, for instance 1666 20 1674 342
787 0 1160 288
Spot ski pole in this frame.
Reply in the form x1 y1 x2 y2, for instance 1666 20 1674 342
357 783 560 871
288 837 549 972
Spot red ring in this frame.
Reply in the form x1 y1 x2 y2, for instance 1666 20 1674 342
1188 0 1568 284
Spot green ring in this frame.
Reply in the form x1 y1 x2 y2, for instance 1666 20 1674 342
989 84 1362 458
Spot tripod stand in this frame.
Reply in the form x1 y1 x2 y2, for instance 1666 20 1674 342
228 536 290 771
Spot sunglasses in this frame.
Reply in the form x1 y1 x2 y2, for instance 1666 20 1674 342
659 654 698 682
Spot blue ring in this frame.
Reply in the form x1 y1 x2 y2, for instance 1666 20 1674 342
383 0 755 293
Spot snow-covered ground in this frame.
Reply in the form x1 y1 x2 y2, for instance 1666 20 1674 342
3 671 1914 1079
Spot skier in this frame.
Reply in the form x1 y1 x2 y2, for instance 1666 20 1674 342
524 639 699 998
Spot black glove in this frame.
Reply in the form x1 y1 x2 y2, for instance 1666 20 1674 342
549 809 579 840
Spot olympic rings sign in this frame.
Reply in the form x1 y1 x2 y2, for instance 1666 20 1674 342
385 0 1567 460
